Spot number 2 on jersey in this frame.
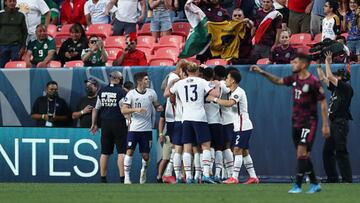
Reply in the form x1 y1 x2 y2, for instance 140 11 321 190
184 85 198 102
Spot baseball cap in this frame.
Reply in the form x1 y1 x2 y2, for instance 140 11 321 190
84 78 98 87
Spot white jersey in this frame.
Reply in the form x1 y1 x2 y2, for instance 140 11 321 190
123 88 158 131
170 76 214 122
219 80 232 125
204 82 221 124
174 93 183 122
84 0 111 24
321 15 340 41
229 86 253 132
115 0 141 23
165 72 180 122
17 0 50 35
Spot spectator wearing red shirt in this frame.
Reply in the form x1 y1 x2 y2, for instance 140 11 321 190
113 33 147 66
288 0 313 34
60 0 87 26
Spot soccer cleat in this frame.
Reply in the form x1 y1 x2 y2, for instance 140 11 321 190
140 169 147 184
194 177 202 184
124 177 132 184
213 176 222 184
288 184 302 194
306 183 321 194
162 176 176 184
223 177 239 184
186 178 193 184
243 177 260 184
202 176 217 184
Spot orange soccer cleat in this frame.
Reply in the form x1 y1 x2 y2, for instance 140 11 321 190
243 177 259 184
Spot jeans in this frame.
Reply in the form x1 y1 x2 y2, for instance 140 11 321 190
0 44 22 68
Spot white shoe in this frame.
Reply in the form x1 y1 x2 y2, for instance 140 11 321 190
140 169 147 184
124 176 132 184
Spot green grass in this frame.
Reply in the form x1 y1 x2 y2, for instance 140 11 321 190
0 183 359 203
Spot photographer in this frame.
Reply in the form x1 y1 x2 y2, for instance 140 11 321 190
316 52 353 183
58 23 88 66
113 32 147 66
81 35 108 67
31 81 71 127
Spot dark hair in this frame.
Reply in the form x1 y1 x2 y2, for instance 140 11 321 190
46 80 58 87
123 81 134 90
294 53 311 66
226 66 240 75
326 0 339 12
214 65 227 79
70 23 87 41
134 72 148 82
228 70 242 84
202 68 214 81
336 35 347 43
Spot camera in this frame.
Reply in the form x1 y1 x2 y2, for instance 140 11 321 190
309 38 348 61
69 47 76 53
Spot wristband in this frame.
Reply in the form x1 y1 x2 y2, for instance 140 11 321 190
41 114 45 120
159 133 164 136
81 110 84 115
213 98 218 103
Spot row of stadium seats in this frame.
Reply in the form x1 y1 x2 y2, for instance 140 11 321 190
290 32 348 46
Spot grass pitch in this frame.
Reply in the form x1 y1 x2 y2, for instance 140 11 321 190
0 183 358 203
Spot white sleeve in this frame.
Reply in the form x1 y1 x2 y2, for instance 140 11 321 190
123 91 132 106
169 82 178 94
151 90 158 102
203 79 215 94
84 2 90 15
230 89 242 103
95 97 102 110
37 0 50 15
220 81 230 94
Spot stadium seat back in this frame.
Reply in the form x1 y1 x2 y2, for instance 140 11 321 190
205 59 228 66
104 36 126 49
148 58 175 66
256 58 269 65
290 33 312 45
47 24 58 38
4 61 27 68
64 60 84 68
138 23 151 36
106 48 121 61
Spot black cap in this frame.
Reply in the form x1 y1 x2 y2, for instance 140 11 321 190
84 78 98 87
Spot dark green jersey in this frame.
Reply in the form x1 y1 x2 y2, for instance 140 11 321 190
81 48 106 67
27 37 56 66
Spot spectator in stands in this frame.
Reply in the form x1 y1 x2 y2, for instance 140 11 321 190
322 0 341 41
81 35 108 67
24 24 56 68
72 78 99 128
311 0 326 36
105 0 146 36
230 8 257 65
235 0 256 20
41 0 60 25
31 80 71 127
254 0 283 59
199 0 230 22
288 0 312 34
58 23 88 66
269 29 297 64
274 0 289 29
60 0 87 26
0 0 27 68
113 33 148 66
17 0 50 42
149 0 175 42
344 0 360 62
84 0 112 26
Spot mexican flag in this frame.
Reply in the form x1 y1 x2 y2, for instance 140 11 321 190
178 0 210 58
254 10 282 45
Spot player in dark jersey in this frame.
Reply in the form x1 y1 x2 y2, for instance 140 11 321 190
251 53 330 194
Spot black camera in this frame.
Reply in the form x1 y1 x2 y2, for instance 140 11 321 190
309 38 347 61
333 68 351 82
69 47 76 52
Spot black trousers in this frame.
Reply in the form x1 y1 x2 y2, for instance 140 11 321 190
323 118 352 183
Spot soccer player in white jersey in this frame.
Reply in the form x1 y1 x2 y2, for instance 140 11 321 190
121 72 163 184
214 66 234 178
202 67 225 183
167 62 220 183
208 70 259 184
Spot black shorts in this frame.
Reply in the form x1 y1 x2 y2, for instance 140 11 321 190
101 120 127 155
292 120 317 151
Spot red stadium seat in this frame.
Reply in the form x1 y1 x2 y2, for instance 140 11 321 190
47 24 58 38
106 60 113 67
290 33 312 45
37 60 62 68
55 33 70 48
159 35 184 46
294 45 311 54
205 59 228 66
148 58 175 66
4 61 27 68
172 22 191 37
256 58 270 65
106 48 121 61
153 47 179 60
58 24 73 34
64 60 84 68
104 36 126 49
138 23 151 36
137 36 156 49
86 24 112 39
137 47 152 58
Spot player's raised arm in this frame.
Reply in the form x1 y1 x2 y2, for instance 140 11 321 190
316 63 329 87
164 78 179 98
250 65 285 85
324 51 338 87
319 97 330 139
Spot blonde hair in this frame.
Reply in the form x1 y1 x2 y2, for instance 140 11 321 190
186 62 199 73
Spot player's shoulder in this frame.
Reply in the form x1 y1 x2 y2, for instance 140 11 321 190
147 88 157 95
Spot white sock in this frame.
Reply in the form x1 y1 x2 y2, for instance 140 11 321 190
164 149 175 176
141 158 149 171
210 148 215 176
183 152 192 180
215 150 223 178
243 155 257 178
223 149 234 177
232 155 243 179
194 152 201 180
173 152 182 179
124 155 133 179
202 150 211 177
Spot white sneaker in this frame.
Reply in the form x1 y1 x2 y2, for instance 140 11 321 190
124 176 132 184
140 169 147 184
